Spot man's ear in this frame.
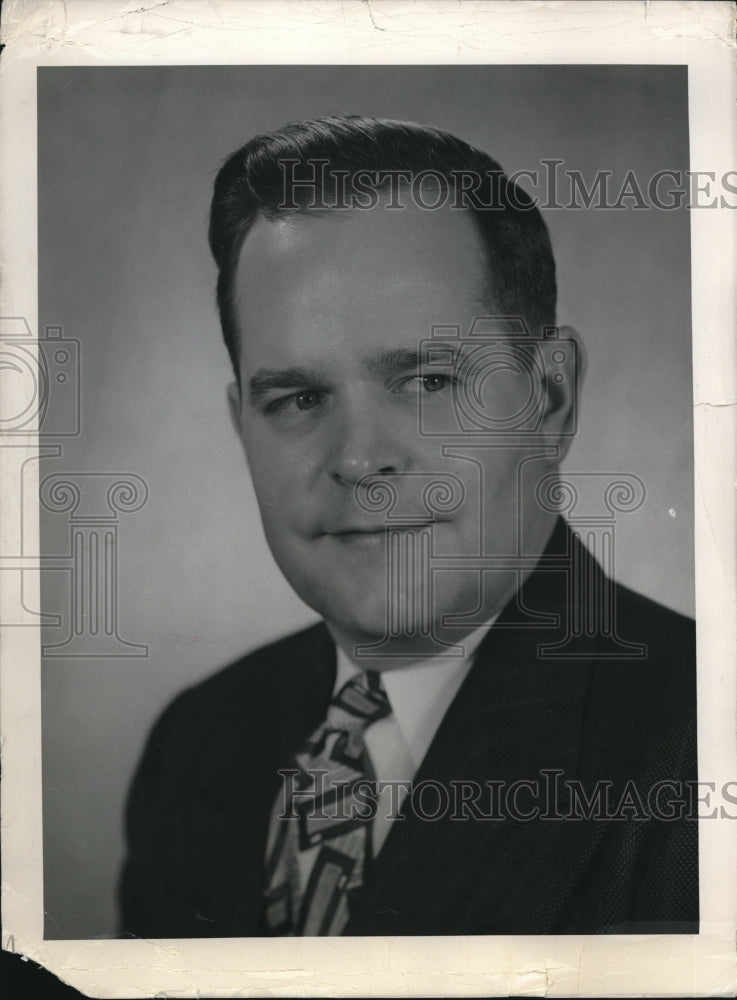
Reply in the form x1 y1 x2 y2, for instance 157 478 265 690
540 325 586 461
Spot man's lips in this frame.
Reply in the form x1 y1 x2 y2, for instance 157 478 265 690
320 520 448 538
311 519 453 551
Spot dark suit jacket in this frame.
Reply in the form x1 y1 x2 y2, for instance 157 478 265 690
119 519 698 937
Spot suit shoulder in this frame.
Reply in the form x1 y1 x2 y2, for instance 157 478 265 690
614 580 694 626
155 620 331 732
593 580 696 743
581 578 696 732
612 580 695 652
581 581 697 787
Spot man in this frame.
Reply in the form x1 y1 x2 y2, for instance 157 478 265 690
120 116 698 937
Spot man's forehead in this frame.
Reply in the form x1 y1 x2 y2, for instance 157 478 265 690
235 198 488 283
233 202 491 360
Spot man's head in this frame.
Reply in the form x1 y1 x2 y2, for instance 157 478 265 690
209 116 581 659
209 116 557 379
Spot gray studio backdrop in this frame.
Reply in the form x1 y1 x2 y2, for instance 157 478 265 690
38 65 693 938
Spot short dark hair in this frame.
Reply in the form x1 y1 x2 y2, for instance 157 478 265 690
208 115 557 376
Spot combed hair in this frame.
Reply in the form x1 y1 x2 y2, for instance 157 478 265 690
209 115 557 375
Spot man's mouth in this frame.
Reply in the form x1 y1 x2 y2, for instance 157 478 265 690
323 522 443 546
329 529 387 547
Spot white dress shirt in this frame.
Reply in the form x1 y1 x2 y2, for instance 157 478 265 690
333 621 495 854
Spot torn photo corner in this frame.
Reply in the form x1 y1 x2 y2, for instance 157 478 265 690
1 0 736 997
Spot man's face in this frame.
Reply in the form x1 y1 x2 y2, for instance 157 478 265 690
231 199 574 656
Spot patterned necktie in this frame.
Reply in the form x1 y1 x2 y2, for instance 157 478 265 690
264 670 391 936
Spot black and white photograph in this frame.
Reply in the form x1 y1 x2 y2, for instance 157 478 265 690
1 1 735 996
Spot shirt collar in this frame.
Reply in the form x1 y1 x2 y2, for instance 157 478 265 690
333 621 494 770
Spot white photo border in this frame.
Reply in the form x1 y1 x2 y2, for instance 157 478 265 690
1 1 735 996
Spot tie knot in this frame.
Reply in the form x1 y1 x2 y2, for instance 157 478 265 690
327 670 390 730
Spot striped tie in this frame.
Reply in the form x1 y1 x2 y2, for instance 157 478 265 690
263 670 390 935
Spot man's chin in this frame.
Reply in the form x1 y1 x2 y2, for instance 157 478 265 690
312 595 396 648
308 587 465 660
274 542 489 655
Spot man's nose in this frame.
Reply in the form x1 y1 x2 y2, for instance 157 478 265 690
326 401 409 485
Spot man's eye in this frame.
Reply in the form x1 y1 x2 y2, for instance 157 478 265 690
294 390 322 410
422 373 452 392
264 389 326 416
393 372 456 397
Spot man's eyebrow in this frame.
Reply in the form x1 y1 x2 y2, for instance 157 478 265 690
247 348 461 405
248 366 327 406
364 346 457 374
